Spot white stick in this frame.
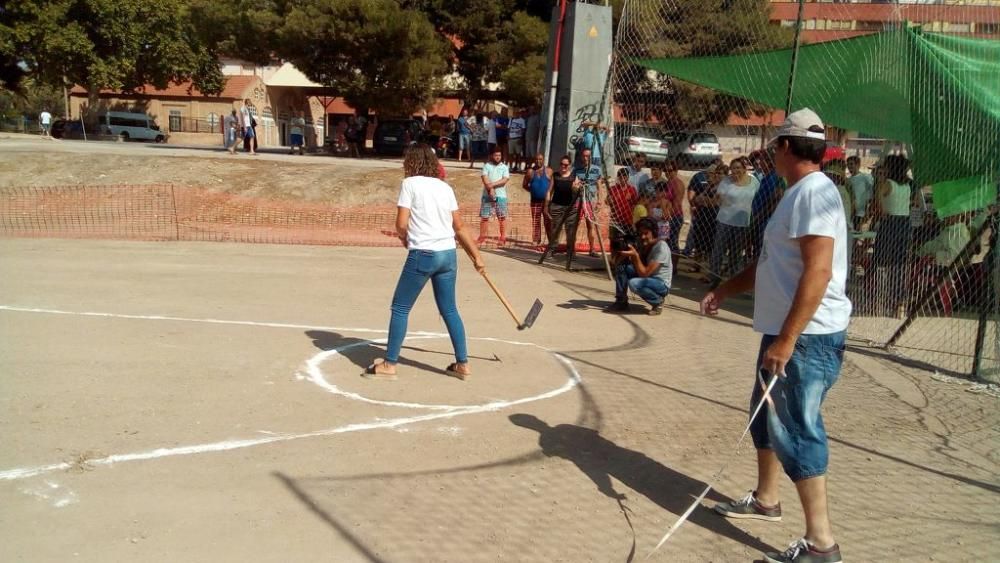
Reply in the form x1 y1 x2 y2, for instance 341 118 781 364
645 372 780 559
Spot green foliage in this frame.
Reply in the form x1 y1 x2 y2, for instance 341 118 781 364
616 0 793 129
278 0 451 116
1 0 223 110
189 0 288 65
0 78 63 121
414 0 551 105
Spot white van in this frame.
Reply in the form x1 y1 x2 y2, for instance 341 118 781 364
100 111 167 142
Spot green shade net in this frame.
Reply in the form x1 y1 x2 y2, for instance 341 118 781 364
636 26 1000 217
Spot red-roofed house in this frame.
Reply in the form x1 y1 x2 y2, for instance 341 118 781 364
69 75 272 145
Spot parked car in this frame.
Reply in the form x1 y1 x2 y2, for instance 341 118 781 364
614 123 672 163
99 111 167 142
50 119 83 139
667 131 722 168
373 119 425 156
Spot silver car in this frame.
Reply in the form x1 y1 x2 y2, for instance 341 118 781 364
667 131 722 169
615 123 672 163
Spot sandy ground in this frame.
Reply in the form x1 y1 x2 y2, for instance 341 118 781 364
0 238 997 562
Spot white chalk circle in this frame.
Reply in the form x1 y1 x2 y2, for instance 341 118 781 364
304 335 581 411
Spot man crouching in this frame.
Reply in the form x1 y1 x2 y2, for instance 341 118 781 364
609 217 673 315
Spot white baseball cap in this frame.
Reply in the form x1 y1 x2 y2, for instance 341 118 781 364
769 108 826 144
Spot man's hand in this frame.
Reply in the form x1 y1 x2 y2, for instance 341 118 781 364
700 290 724 316
761 336 794 378
619 245 638 259
543 205 552 220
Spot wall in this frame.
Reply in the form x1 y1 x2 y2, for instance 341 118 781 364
539 2 613 168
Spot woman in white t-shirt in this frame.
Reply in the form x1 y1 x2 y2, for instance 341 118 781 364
708 157 760 286
365 145 486 381
872 155 914 312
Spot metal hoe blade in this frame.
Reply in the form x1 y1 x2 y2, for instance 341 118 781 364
519 299 544 330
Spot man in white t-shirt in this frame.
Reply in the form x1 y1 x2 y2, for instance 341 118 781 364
846 156 873 230
39 109 52 136
701 108 850 563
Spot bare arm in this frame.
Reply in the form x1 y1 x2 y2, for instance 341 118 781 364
453 211 486 273
395 207 410 247
700 260 758 316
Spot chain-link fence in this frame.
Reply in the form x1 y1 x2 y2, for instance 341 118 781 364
599 0 999 380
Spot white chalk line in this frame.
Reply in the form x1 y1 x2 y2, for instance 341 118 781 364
0 306 582 482
0 359 580 482
306 335 563 411
0 305 444 337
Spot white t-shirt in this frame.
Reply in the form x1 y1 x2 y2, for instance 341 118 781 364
716 176 760 227
240 106 252 128
397 176 458 251
39 111 52 125
509 117 525 139
847 173 873 218
486 119 497 144
754 171 852 336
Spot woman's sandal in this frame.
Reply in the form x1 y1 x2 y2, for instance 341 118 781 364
362 359 398 381
445 363 471 381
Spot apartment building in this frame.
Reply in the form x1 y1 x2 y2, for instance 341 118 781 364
769 0 1000 42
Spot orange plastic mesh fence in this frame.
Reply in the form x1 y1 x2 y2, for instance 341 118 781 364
0 184 612 249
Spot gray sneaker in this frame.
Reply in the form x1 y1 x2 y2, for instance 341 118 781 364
713 491 782 521
764 538 842 563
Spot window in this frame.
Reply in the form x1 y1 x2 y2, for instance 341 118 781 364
169 110 182 132
945 22 972 33
206 112 218 129
855 21 885 32
979 22 1000 34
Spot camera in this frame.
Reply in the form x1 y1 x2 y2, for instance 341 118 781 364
611 232 638 252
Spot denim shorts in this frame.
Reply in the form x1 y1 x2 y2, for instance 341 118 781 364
750 331 846 482
480 196 508 219
459 133 471 150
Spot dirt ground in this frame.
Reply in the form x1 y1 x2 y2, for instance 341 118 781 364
1 237 997 562
0 134 548 206
1 136 998 562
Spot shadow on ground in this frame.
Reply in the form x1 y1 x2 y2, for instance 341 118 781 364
509 413 775 555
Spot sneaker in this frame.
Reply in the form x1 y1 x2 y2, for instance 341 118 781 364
648 304 663 316
713 491 782 521
764 538 842 563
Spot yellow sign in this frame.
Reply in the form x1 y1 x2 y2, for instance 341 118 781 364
589 25 598 38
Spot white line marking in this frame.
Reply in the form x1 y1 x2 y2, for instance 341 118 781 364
305 335 569 410
0 305 444 336
0 306 582 482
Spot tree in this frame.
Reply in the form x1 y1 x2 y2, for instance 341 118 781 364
498 12 548 107
1 0 224 121
614 0 793 129
188 0 288 66
0 78 63 122
278 0 451 117
413 0 551 106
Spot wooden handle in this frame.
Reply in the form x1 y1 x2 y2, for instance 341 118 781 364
480 271 522 327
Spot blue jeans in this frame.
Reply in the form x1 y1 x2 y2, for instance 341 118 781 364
615 264 669 306
751 331 846 482
387 249 468 364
